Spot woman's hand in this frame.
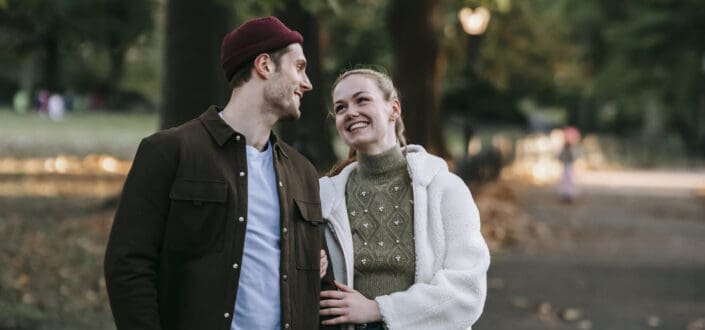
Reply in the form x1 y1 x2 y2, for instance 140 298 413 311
320 250 328 279
319 281 383 325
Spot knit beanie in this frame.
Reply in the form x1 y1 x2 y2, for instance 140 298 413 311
220 16 303 81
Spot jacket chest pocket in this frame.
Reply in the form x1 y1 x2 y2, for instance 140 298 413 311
166 178 228 256
293 199 324 270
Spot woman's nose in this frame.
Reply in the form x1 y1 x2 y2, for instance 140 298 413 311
345 106 360 119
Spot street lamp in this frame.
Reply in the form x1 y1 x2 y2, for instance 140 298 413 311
458 6 491 35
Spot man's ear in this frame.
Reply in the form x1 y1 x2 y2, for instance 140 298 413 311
253 53 272 79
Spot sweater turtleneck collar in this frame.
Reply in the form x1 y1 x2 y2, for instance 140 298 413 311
356 145 407 178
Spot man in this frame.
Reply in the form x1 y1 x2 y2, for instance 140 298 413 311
105 16 330 330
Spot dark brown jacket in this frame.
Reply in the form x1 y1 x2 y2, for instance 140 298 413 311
104 106 329 330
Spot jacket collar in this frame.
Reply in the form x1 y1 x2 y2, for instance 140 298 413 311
319 144 447 218
199 105 288 158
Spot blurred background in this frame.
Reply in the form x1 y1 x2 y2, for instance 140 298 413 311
1 0 704 329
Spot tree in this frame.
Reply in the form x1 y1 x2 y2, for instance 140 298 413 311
570 0 705 154
388 0 450 158
275 0 338 171
70 0 155 98
0 0 154 96
160 0 232 129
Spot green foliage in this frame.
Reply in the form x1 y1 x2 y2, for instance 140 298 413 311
582 0 705 149
0 0 153 54
443 0 583 123
68 0 154 50
323 1 393 75
0 0 156 101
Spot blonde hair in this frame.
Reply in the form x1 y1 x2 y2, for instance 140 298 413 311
327 68 408 176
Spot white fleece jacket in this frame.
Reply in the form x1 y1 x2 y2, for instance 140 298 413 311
320 145 490 330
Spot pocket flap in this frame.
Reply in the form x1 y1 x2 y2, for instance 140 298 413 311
294 199 324 223
169 178 228 203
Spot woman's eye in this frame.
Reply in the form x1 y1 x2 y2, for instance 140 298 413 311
357 98 369 104
334 105 346 113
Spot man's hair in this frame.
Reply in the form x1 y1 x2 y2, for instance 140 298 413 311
228 47 288 90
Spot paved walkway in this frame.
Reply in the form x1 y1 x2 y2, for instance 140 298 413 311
575 169 705 197
474 173 705 330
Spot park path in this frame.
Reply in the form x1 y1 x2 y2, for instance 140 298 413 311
474 170 705 330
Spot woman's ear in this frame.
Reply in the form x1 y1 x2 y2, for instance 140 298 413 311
390 98 401 121
253 53 272 79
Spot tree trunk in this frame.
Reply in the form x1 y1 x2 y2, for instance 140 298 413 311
387 0 450 159
41 34 60 92
106 44 126 109
160 0 231 129
276 1 338 171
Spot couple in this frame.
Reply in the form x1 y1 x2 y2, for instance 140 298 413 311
104 16 490 330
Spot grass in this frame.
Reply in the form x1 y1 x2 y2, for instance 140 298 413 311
0 109 157 328
0 109 158 159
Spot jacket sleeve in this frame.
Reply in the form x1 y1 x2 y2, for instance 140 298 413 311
319 228 343 330
104 138 176 329
375 174 490 330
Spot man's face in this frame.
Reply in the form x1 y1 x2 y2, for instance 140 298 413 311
263 44 312 121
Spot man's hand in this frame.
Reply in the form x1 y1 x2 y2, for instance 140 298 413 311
320 249 328 279
319 281 382 325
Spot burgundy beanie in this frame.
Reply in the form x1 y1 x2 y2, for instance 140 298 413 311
220 16 303 82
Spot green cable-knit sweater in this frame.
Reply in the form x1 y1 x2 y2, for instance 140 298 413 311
345 146 415 299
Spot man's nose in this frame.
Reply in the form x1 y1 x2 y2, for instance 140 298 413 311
301 73 312 92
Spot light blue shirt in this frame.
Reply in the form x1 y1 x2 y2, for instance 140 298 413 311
231 142 281 330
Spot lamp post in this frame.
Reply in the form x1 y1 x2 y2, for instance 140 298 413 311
458 6 491 35
457 6 491 161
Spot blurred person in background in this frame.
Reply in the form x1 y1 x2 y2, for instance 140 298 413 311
318 68 490 330
47 92 65 121
558 126 580 203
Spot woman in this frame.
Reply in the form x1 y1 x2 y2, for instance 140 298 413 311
319 68 490 330
557 140 577 202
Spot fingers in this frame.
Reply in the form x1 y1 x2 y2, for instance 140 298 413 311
334 280 354 293
319 307 345 316
319 263 327 279
321 315 350 325
319 250 329 279
319 250 328 279
320 297 347 308
320 290 345 299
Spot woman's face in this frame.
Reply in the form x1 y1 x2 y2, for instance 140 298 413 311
332 75 400 155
